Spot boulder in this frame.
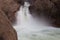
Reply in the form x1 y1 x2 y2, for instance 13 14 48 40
0 10 17 40
0 0 24 40
29 0 60 27
0 0 24 24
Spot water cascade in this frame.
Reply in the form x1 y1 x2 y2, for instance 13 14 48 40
13 2 60 40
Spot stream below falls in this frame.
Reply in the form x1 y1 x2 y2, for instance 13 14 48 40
13 2 60 40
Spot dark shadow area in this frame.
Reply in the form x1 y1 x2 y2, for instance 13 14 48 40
0 37 4 40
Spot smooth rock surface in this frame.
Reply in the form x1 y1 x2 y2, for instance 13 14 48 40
0 10 17 40
0 0 24 24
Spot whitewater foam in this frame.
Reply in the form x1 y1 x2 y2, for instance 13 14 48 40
13 2 60 40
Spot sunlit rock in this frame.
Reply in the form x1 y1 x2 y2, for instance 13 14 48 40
0 0 24 40
0 10 17 40
0 0 24 24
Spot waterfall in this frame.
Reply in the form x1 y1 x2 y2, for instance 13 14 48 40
13 2 60 40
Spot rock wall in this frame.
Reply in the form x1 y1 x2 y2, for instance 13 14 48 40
0 0 24 40
0 10 17 40
0 0 24 24
29 0 60 27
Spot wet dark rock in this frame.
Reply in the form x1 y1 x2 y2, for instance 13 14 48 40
29 0 60 28
25 0 36 4
15 0 24 5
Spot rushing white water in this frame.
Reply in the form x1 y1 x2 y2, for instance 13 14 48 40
13 2 60 40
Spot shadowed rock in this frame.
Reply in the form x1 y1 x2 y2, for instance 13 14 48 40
29 0 60 28
0 10 17 40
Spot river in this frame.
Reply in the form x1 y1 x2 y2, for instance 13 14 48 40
13 2 60 40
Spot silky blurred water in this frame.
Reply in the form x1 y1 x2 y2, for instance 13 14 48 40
13 2 60 40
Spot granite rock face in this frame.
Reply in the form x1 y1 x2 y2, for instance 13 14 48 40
0 0 24 24
29 0 60 27
0 10 17 40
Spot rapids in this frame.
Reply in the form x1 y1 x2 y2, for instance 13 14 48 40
13 2 60 40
